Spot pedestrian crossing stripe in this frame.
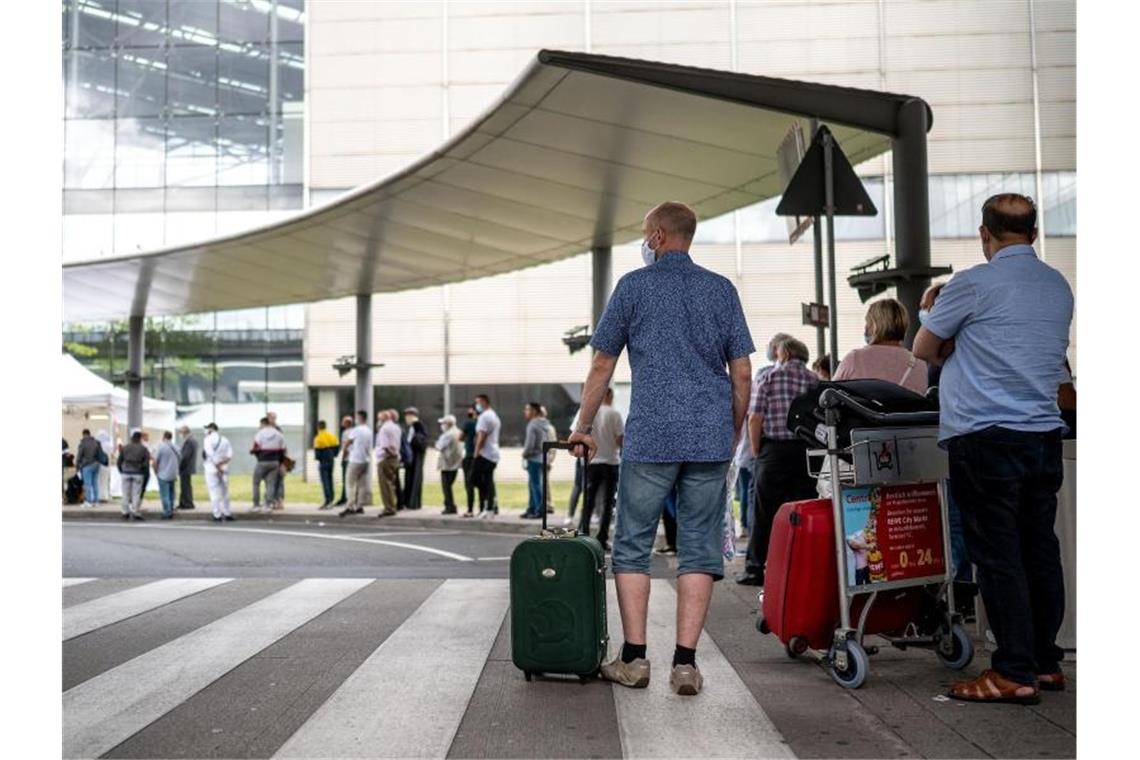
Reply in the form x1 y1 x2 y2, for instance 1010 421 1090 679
63 578 793 759
64 578 232 641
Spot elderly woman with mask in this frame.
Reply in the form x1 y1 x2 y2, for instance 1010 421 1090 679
832 298 929 395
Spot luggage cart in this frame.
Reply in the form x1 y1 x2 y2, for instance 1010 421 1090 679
759 385 974 689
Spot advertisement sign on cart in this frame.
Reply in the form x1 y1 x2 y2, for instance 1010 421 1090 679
840 482 945 588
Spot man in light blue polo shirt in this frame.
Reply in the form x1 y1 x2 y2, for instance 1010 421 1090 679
914 193 1073 705
569 201 754 696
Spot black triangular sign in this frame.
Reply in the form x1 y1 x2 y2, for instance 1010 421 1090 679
775 125 878 217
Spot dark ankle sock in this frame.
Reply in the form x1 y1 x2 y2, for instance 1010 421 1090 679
621 642 647 663
673 645 696 668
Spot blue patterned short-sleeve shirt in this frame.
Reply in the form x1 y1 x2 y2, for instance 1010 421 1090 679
590 251 755 462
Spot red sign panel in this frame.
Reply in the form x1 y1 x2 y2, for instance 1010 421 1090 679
841 482 945 587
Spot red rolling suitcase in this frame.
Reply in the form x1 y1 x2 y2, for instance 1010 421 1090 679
761 499 923 653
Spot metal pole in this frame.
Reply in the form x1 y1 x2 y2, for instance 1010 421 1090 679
443 285 452 415
1028 0 1047 261
813 216 825 360
892 99 932 348
268 0 280 185
822 132 839 370
127 315 145 431
355 293 373 424
591 245 612 332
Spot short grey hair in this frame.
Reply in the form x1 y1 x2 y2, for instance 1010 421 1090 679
778 336 811 363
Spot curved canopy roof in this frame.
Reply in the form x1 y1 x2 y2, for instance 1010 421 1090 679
63 49 931 322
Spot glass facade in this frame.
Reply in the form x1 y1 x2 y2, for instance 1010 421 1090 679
62 0 305 258
693 172 1076 245
62 1 306 474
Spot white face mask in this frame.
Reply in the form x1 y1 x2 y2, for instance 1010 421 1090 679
641 232 658 267
642 230 661 266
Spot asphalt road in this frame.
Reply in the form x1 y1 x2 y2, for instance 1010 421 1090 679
63 520 546 579
62 519 1077 759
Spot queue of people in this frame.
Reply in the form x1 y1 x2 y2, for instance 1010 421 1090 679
556 195 1073 705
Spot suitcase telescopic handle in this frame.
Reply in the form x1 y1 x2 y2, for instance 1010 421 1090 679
541 440 589 533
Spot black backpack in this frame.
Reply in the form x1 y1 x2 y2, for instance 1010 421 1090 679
786 379 938 458
65 474 84 505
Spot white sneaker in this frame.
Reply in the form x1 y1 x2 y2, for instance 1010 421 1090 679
562 517 574 528
478 510 489 519
83 502 95 510
250 505 262 513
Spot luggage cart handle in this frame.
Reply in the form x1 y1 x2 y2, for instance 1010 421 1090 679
818 388 940 426
541 441 589 533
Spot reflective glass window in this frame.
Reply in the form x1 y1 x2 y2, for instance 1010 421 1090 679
1043 171 1076 237
65 48 116 118
114 117 166 188
218 44 269 116
65 0 117 49
169 1 219 42
168 44 219 116
63 213 114 260
275 41 304 106
115 47 167 118
166 115 217 187
116 0 168 48
219 0 269 44
218 115 269 186
65 119 116 189
275 0 307 43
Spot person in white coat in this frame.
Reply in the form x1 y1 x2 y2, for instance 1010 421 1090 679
202 423 235 522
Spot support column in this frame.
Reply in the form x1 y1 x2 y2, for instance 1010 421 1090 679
812 216 825 361
127 315 144 431
591 245 612 332
355 294 373 424
892 98 932 347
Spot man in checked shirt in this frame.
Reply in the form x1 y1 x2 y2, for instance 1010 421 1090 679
737 335 819 586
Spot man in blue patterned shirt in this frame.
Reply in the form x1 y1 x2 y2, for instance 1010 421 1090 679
569 201 754 696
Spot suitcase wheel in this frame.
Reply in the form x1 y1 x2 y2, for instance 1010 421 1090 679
755 615 770 635
785 636 809 659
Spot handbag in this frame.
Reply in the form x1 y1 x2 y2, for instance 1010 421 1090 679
95 445 109 466
281 455 296 473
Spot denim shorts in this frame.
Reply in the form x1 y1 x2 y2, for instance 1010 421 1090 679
611 460 730 581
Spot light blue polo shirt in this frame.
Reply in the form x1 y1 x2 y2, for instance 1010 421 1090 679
924 244 1073 444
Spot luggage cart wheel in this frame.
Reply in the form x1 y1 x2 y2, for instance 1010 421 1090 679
828 640 869 689
524 671 533 682
935 624 975 671
786 636 809 659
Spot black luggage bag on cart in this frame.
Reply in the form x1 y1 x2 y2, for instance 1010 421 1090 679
787 379 938 459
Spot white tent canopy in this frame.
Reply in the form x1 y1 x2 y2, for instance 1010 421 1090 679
61 353 177 432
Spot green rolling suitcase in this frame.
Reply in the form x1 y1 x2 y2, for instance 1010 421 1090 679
510 441 609 681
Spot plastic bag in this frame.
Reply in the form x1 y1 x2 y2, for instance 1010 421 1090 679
723 461 739 560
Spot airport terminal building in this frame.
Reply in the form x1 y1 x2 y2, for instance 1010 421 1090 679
61 0 1076 461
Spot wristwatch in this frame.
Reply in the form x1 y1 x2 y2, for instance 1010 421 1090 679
573 424 593 435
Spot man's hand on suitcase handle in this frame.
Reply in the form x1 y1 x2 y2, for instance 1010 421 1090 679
564 432 596 462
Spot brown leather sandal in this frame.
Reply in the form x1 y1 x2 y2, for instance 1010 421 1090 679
1037 671 1066 691
948 669 1040 705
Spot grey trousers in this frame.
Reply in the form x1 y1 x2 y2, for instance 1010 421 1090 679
347 462 370 510
121 473 144 516
252 461 280 507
